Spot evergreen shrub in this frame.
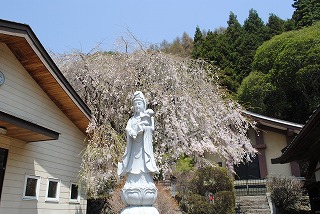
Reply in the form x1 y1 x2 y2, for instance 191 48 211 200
175 166 235 214
214 191 235 214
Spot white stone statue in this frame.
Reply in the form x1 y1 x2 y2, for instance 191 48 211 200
118 91 159 214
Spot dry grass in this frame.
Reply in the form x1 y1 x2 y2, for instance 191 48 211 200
155 184 181 214
108 182 126 214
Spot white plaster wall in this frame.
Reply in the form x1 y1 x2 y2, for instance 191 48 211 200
263 130 292 176
204 152 225 167
205 128 293 178
247 128 257 146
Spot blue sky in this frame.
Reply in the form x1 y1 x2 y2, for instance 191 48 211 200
1 0 295 53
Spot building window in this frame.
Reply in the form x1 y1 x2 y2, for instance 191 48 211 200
69 183 80 203
0 148 8 202
23 175 41 200
234 156 261 180
45 178 60 202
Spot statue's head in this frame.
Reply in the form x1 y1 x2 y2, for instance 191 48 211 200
132 91 146 114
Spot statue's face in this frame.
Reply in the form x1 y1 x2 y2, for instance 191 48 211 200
134 100 144 114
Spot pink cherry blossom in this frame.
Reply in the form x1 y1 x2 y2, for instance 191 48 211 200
53 49 256 197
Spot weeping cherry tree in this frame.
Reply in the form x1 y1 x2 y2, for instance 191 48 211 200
53 48 256 197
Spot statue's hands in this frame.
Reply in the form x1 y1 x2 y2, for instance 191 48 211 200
138 121 149 126
130 129 137 139
132 132 137 139
142 126 149 131
135 121 149 134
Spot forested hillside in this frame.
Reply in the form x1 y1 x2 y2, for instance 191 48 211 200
239 22 320 123
155 0 320 123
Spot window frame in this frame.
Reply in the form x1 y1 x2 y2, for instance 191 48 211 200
22 175 41 200
0 147 8 202
69 182 80 203
45 178 61 202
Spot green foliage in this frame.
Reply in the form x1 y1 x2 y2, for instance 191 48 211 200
292 0 320 28
190 166 234 195
201 30 229 66
237 71 274 114
192 14 244 93
246 22 320 123
177 191 234 214
192 26 204 58
266 14 286 39
267 175 304 213
178 193 215 214
214 191 235 214
192 10 288 94
243 9 266 35
284 18 296 31
175 166 235 214
226 12 242 42
175 156 194 173
219 67 240 93
238 9 267 79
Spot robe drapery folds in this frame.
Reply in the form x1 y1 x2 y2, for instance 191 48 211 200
118 116 159 177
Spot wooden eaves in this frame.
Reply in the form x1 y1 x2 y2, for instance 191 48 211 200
243 110 303 134
271 107 320 166
0 19 91 141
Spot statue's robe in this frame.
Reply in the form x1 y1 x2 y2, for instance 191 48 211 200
118 115 159 177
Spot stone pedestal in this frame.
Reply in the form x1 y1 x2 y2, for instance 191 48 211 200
121 173 157 206
120 173 159 213
121 206 159 214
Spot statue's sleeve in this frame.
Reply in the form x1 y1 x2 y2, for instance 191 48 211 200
118 118 133 177
126 117 139 137
150 117 155 132
125 118 132 134
143 117 159 174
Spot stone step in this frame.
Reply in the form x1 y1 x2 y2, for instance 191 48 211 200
239 204 270 209
237 208 271 213
237 202 269 206
237 199 269 202
246 211 271 214
236 195 268 201
236 195 271 214
236 198 269 204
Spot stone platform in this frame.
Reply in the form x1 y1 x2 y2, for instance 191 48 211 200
121 206 159 214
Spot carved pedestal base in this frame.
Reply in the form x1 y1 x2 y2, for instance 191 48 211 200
120 173 159 213
120 206 159 214
121 173 158 206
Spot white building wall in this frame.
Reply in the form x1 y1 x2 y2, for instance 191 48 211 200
0 43 87 214
204 153 225 167
263 130 292 176
205 126 294 178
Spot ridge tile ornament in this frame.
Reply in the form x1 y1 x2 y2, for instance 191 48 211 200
117 91 159 214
